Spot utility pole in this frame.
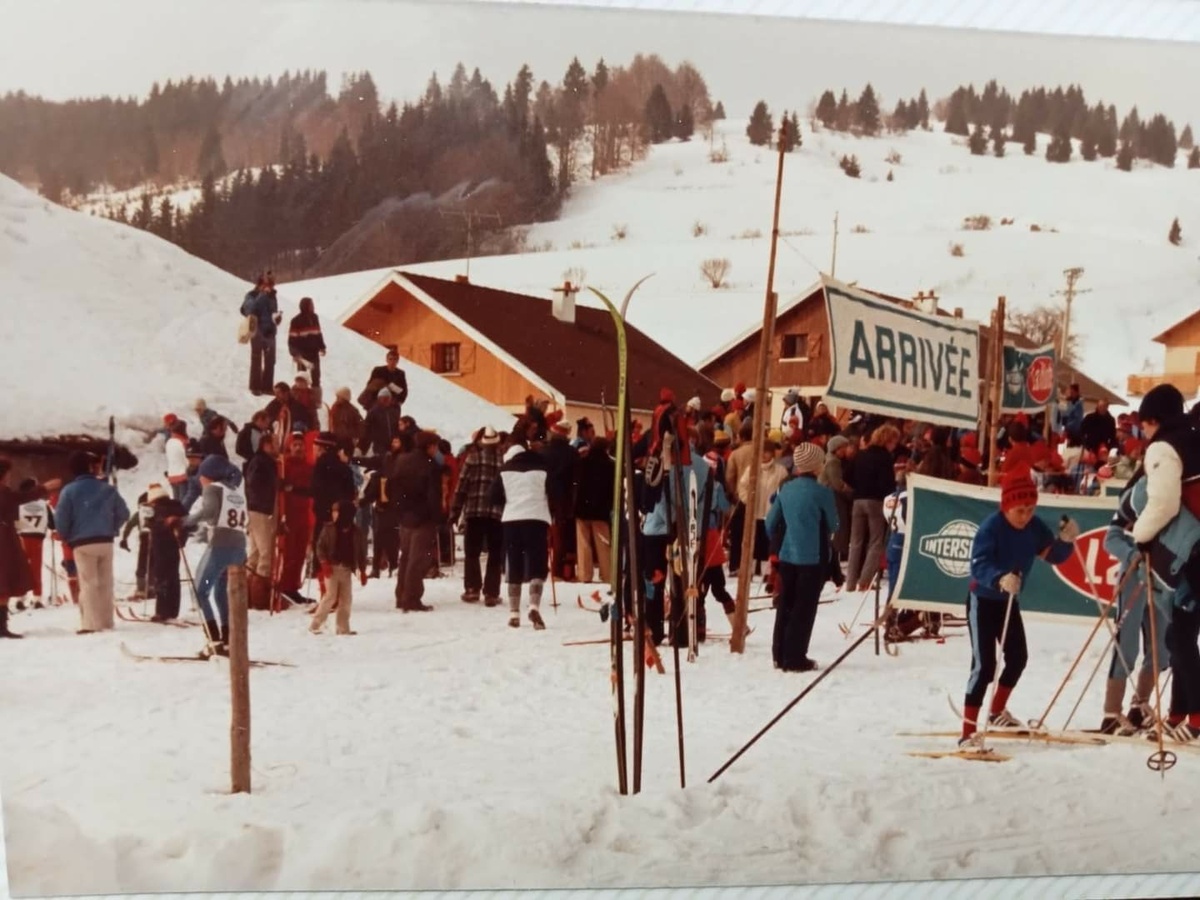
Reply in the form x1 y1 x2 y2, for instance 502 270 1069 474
438 208 502 280
1055 266 1090 372
830 212 840 278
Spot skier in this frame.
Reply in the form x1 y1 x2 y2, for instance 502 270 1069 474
764 443 838 671
144 483 186 622
14 477 53 611
958 470 1079 747
1128 384 1200 740
117 488 153 599
170 456 248 656
309 500 367 635
287 296 327 389
1098 477 1170 735
54 451 129 634
451 426 505 605
490 428 552 629
0 460 60 637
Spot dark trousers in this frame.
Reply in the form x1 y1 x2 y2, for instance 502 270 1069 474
463 517 503 597
135 533 150 595
372 509 399 573
149 546 180 619
773 563 823 669
699 565 735 613
641 534 670 644
438 520 454 566
503 520 549 584
395 523 437 609
728 503 746 574
250 336 276 394
1166 603 1200 718
964 594 1028 708
298 354 321 387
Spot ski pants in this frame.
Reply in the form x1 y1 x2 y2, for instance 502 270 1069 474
195 542 246 643
964 593 1028 708
641 533 671 645
463 516 503 598
1108 559 1168 682
249 335 276 394
774 562 823 670
727 503 746 574
1166 586 1200 718
503 520 549 585
135 531 150 594
20 536 44 597
885 533 904 602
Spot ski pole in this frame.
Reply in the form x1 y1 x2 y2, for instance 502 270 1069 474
1143 553 1175 776
176 531 216 652
709 600 895 783
837 568 881 637
1063 628 1116 732
977 584 1018 752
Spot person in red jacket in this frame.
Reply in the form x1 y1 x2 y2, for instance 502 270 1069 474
277 431 315 605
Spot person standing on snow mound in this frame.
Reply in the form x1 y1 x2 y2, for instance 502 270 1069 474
287 296 326 389
958 470 1080 748
169 456 248 656
241 272 282 396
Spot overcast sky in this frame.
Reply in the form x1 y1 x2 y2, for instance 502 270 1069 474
2 0 1198 126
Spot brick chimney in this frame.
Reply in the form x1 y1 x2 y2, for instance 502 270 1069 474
552 280 578 324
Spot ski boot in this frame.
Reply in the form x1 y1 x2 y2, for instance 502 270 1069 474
988 709 1024 730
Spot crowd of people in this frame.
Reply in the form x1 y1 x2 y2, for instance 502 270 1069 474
3 273 1197 748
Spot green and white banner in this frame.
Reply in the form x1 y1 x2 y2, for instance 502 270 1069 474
1001 342 1057 413
821 275 981 429
893 474 1121 623
1103 478 1129 498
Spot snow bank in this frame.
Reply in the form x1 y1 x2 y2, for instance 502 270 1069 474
0 174 510 451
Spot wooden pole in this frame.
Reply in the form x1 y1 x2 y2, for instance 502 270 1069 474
227 565 251 794
987 297 1007 487
731 119 789 655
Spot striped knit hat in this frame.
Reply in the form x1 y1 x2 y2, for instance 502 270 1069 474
792 442 825 475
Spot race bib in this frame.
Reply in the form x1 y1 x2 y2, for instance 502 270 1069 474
138 504 155 529
217 485 249 532
16 500 49 536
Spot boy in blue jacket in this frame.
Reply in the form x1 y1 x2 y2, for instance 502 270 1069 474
959 470 1078 746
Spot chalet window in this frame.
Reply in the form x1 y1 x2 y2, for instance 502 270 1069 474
431 342 461 374
780 332 809 360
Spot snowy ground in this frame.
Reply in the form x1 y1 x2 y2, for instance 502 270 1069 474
291 119 1200 401
4 540 1200 895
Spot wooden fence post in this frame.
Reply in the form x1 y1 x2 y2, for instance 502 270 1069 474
227 565 251 794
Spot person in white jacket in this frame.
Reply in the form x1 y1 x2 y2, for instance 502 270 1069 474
489 438 552 630
164 421 190 501
738 435 791 576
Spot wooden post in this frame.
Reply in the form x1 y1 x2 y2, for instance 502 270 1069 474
731 119 789 655
987 297 1007 487
227 565 251 794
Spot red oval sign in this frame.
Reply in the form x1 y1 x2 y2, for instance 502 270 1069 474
1027 356 1055 406
1051 527 1119 603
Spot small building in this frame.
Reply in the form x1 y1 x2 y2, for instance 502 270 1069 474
1127 309 1200 400
698 280 1125 426
338 271 721 430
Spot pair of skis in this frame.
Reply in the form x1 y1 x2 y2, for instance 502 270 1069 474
120 642 295 669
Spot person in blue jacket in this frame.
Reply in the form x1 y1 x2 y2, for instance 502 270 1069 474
241 271 282 396
958 470 1079 747
764 443 839 672
54 451 130 634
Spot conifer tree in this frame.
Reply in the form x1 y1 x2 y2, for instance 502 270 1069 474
991 126 1006 158
643 84 674 143
746 100 773 146
856 84 881 136
816 90 837 130
1116 140 1134 171
713 100 726 119
969 122 988 155
1189 146 1200 169
1169 217 1182 246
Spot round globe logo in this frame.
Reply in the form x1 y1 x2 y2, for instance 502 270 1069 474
918 519 978 578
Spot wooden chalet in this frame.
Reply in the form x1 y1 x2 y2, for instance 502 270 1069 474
1127 309 1200 400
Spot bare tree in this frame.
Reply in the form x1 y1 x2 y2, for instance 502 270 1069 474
1009 304 1081 368
700 257 731 288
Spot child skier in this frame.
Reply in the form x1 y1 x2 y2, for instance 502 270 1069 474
15 478 52 610
309 499 367 635
959 470 1079 747
145 483 187 622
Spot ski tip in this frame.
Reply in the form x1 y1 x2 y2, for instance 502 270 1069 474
906 749 1012 762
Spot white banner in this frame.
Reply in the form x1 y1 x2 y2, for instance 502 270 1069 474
821 275 982 429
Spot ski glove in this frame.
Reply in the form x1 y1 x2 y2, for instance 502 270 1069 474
998 573 1022 596
119 538 130 552
1058 516 1081 542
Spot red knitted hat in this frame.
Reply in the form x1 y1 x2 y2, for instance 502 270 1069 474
1000 471 1038 512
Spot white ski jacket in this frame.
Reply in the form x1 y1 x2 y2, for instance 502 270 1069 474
491 445 551 524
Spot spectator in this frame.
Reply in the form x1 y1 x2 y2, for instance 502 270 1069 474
358 348 408 413
287 296 327 389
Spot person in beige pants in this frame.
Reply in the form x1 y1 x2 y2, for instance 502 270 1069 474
310 500 367 635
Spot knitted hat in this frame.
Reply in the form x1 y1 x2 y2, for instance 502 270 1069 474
961 446 982 467
686 396 701 412
720 388 735 403
734 382 746 395
767 428 784 445
163 413 177 426
826 435 849 454
198 455 230 482
792 443 825 475
1000 470 1038 512
1139 383 1184 424
659 387 675 404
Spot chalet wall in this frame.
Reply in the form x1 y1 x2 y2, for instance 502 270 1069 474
1164 344 1200 376
344 282 549 409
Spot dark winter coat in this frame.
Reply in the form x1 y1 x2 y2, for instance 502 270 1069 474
197 430 229 460
147 496 187 571
574 449 615 522
851 445 896 502
316 520 368 571
241 288 280 340
360 402 401 457
0 482 47 596
287 310 326 364
361 365 408 410
330 399 365 448
266 395 310 433
243 449 278 515
311 453 356 522
387 449 443 528
540 435 578 519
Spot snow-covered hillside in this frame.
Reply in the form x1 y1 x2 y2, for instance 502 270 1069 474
0 174 510 451
290 120 1200 400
